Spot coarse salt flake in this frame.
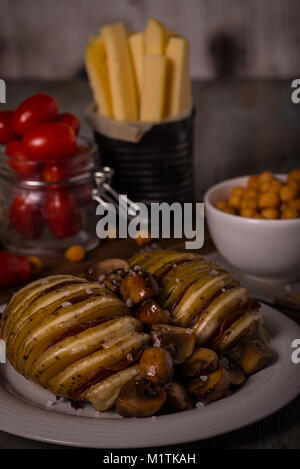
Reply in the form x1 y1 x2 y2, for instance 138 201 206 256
196 401 206 408
61 301 72 308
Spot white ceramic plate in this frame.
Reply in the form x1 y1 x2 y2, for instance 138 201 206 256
0 304 299 448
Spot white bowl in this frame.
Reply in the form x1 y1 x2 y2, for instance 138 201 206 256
204 175 300 282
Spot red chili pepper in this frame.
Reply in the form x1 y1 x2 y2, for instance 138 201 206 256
0 252 32 288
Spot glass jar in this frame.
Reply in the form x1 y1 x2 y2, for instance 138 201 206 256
0 138 100 256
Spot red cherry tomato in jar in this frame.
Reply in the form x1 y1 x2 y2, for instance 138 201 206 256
9 195 44 239
42 162 70 185
42 145 91 190
57 113 81 135
0 252 32 288
12 93 58 135
23 122 77 161
0 110 17 144
5 140 40 177
45 190 81 238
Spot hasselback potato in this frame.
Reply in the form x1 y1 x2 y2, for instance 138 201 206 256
0 275 149 410
0 252 271 415
129 251 263 349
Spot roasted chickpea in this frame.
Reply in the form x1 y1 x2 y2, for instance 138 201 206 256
228 195 242 209
288 178 300 192
247 175 260 189
258 192 280 209
279 203 287 212
281 207 299 219
279 185 297 202
261 208 279 219
269 179 282 193
140 347 173 385
223 207 236 215
289 198 300 211
288 169 300 182
215 200 228 210
240 207 256 218
259 181 271 193
231 186 245 198
241 198 258 210
259 171 274 183
244 188 258 199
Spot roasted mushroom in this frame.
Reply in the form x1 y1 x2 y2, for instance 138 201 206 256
115 379 166 418
219 355 245 386
182 347 218 379
233 338 273 375
85 258 129 293
137 299 170 326
165 381 192 412
188 367 230 403
151 324 196 364
140 347 173 385
85 258 129 281
120 268 159 305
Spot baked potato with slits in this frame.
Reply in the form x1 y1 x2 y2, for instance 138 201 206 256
0 252 273 416
129 251 264 348
0 275 149 410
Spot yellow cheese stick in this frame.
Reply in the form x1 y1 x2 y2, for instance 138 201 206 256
140 56 167 122
166 36 192 117
145 18 167 55
85 36 113 118
102 22 138 121
129 32 144 100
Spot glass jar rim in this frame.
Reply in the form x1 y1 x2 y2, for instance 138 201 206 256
0 136 99 188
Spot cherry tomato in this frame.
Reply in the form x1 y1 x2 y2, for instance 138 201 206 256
57 113 81 135
23 122 77 161
13 93 58 135
45 190 81 238
0 252 32 288
0 110 17 144
9 195 44 239
5 140 39 177
42 162 70 184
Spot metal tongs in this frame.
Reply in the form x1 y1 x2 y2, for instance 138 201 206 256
92 166 141 221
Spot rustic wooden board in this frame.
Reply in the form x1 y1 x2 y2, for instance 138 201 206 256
0 234 214 304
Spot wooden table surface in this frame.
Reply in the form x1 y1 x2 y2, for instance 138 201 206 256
0 236 299 450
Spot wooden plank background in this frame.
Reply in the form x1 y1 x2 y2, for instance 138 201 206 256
0 0 300 80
